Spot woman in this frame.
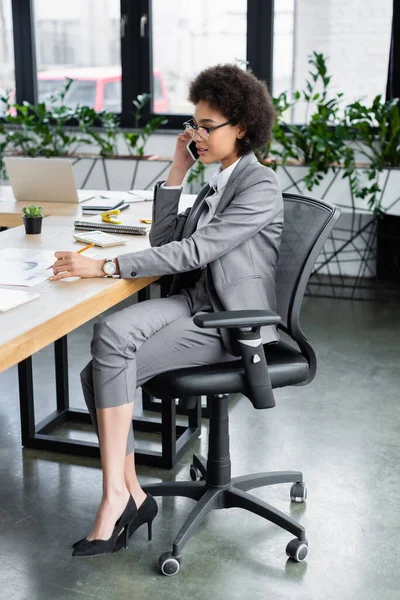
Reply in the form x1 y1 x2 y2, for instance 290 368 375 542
50 64 283 556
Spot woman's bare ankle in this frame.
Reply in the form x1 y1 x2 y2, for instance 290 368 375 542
86 490 131 541
126 486 147 509
103 484 129 504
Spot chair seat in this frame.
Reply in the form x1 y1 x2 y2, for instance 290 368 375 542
143 340 310 401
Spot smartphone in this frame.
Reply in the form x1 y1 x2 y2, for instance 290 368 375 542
186 139 199 161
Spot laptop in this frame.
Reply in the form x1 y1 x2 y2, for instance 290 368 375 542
3 157 94 203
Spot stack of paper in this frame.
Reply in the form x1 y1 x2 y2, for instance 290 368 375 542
0 289 40 311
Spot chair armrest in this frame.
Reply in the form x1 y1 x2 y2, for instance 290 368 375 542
193 310 281 329
194 310 279 410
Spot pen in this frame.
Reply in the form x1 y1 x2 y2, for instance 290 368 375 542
46 243 95 270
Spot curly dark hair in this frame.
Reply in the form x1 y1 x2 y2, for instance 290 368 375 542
188 64 275 156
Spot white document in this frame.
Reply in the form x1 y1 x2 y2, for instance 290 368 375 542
0 289 40 311
0 248 55 287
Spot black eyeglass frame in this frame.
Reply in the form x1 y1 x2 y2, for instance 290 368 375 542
183 119 233 139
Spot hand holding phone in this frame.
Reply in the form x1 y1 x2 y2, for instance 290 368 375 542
186 139 199 161
166 133 197 185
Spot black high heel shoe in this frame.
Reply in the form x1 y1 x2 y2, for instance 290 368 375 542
72 495 137 557
112 493 158 553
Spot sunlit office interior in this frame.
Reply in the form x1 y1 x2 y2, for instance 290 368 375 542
0 1 399 598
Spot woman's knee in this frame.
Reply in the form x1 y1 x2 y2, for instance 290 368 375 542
80 360 97 413
91 317 131 359
80 360 93 387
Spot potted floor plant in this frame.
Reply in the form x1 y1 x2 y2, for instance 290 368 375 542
22 204 43 234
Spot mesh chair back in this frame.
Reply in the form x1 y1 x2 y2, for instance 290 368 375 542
276 194 340 336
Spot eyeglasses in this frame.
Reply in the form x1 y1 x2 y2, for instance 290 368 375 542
183 119 232 141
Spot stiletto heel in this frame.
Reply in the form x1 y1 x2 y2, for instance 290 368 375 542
112 493 158 553
72 495 137 557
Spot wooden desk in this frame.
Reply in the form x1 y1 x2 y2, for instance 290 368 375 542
0 186 196 228
0 218 200 467
0 216 156 372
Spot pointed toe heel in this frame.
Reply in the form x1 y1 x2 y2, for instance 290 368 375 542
72 495 137 557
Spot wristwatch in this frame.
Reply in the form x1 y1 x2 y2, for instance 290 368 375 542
102 258 117 277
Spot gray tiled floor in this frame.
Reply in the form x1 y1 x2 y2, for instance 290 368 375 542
0 296 399 600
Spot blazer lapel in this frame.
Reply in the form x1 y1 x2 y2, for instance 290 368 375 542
182 152 258 238
182 183 211 238
213 152 258 215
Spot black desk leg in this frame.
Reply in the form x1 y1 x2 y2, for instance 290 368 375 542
17 356 36 448
54 336 69 411
138 287 151 302
17 332 201 468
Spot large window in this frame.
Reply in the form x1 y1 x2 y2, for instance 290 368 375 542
273 0 393 122
34 0 121 111
2 1 397 126
151 0 247 115
0 0 15 115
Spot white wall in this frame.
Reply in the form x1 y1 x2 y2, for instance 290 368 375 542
290 0 392 122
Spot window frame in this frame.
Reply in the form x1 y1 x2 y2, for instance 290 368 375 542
7 0 398 129
11 0 37 105
124 0 274 129
9 0 274 129
386 0 400 99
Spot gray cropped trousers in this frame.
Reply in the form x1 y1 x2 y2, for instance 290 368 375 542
80 293 236 455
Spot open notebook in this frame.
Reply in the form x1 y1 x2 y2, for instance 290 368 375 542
0 289 40 312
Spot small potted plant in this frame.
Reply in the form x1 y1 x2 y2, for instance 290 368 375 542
22 205 44 234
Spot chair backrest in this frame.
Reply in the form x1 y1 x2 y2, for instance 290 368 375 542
276 193 340 341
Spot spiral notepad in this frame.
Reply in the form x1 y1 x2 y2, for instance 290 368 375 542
74 219 150 236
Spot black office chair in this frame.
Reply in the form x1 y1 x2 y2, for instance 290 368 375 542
142 193 340 576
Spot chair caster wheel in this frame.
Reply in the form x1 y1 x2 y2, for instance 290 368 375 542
159 552 181 576
290 482 307 502
190 465 204 481
286 539 308 562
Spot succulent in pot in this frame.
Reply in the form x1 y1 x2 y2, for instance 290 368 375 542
22 205 44 234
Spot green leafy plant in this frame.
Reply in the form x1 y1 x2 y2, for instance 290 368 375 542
256 52 395 215
186 160 206 187
265 52 348 191
22 204 43 217
345 95 400 168
123 93 168 157
343 96 400 212
256 91 292 165
0 81 167 172
0 80 95 158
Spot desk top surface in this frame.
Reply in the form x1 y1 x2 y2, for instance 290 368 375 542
0 187 145 228
0 186 197 227
0 190 196 372
0 214 156 372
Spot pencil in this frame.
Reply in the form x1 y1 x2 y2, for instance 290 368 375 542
77 243 95 253
47 243 95 270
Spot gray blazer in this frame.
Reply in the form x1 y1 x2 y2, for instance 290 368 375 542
118 152 283 355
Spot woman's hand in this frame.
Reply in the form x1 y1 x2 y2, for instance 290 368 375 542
165 131 196 186
49 252 106 281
